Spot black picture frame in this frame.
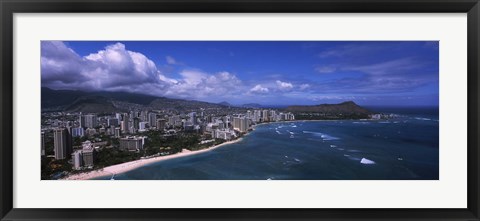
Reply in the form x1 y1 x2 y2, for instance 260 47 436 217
1 0 479 220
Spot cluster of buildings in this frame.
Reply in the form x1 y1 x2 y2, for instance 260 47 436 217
70 111 167 138
72 141 95 170
41 108 295 170
44 128 102 170
370 113 397 120
205 110 295 140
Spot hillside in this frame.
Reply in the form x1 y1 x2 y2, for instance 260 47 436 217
64 95 118 113
241 103 263 108
285 101 373 120
42 87 230 113
149 97 226 111
41 87 86 111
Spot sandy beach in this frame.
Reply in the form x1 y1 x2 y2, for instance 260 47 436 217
63 137 244 180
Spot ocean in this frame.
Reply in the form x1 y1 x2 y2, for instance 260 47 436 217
94 107 439 180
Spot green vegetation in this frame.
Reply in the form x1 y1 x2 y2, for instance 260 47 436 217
141 130 202 155
72 136 89 146
41 158 72 180
94 148 143 168
43 133 55 155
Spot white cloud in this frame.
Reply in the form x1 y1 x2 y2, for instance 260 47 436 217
42 41 164 91
164 70 243 99
276 80 293 91
346 57 420 76
166 56 177 65
315 66 336 73
41 41 245 100
179 70 207 85
299 84 310 90
249 84 269 94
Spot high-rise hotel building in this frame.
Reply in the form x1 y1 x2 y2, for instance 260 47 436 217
233 117 249 133
156 119 166 130
122 113 130 133
84 114 97 128
119 136 144 152
53 128 72 160
41 131 45 156
148 112 157 128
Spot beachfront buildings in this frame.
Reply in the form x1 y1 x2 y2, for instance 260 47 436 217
233 117 249 133
119 136 144 152
53 128 72 160
72 141 96 170
42 108 295 178
212 129 236 140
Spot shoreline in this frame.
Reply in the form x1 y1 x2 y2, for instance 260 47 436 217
62 119 369 180
63 137 245 180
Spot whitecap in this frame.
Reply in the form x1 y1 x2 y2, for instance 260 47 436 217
322 136 339 141
345 155 361 161
415 117 431 121
353 122 370 124
303 131 339 140
360 158 376 165
347 149 361 153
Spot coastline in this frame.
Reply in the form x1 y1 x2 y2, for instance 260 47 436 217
63 137 245 180
62 119 367 180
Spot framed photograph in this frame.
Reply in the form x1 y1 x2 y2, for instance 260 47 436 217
1 0 479 220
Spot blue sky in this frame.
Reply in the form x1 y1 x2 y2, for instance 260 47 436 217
41 41 439 106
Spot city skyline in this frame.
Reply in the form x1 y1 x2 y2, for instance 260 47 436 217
41 41 439 106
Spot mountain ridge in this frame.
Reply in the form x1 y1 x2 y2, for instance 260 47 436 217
42 88 373 118
285 101 373 115
41 87 228 113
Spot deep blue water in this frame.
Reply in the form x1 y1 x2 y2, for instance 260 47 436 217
94 109 439 180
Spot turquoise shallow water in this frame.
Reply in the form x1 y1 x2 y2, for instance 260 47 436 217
94 110 439 180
